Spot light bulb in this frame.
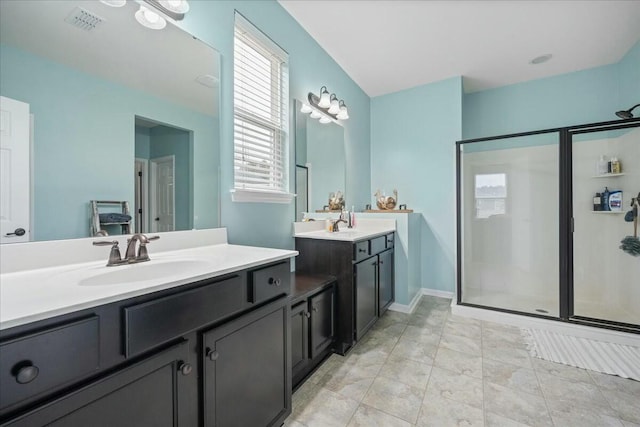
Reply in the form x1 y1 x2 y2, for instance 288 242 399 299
100 0 126 6
318 87 330 108
159 0 190 13
300 104 313 114
310 110 321 119
328 95 340 114
319 116 331 124
135 5 167 29
337 101 349 120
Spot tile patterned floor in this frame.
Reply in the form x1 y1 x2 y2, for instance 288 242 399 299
285 296 640 427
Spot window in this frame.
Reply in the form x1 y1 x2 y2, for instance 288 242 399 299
474 173 507 218
232 13 291 203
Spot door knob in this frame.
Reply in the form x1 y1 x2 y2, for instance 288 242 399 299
154 217 160 221
5 228 26 237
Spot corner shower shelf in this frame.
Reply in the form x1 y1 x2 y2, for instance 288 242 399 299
591 173 625 178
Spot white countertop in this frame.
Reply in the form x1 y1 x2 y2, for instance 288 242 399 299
293 219 396 242
0 244 297 331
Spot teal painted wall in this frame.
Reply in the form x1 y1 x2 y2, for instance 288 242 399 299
178 1 371 249
463 64 619 139
463 41 640 140
617 41 640 111
135 126 151 159
371 77 463 299
0 44 219 241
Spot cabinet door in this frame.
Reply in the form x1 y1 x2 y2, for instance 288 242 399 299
4 342 192 427
291 301 309 381
203 298 290 427
309 286 335 359
378 249 394 316
355 259 377 341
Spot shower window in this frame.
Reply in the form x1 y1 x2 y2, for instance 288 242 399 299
474 173 507 218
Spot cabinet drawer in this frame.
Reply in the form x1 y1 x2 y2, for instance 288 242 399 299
370 236 386 255
249 262 290 304
354 240 370 262
385 233 395 249
0 316 100 410
124 275 245 357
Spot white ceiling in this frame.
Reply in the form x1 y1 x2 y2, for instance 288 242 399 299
278 0 640 97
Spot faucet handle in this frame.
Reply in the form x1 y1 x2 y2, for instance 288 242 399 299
93 240 124 267
137 235 159 261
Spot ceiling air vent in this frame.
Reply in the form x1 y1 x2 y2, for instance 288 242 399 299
64 7 104 32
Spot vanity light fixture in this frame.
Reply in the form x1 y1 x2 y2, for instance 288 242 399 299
319 116 332 124
101 0 189 28
306 87 349 122
158 0 190 14
300 103 313 114
337 100 349 120
328 94 340 115
99 0 126 6
318 86 331 108
135 4 167 30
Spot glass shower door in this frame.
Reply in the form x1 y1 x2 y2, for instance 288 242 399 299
459 133 560 316
571 126 640 326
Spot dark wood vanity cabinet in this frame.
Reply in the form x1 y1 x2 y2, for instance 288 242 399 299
290 275 336 388
0 260 292 427
295 233 394 354
202 297 289 427
3 341 193 427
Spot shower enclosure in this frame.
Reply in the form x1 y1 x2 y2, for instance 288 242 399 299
456 118 640 333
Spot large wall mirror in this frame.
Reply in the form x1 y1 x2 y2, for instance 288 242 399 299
294 99 345 221
0 0 220 242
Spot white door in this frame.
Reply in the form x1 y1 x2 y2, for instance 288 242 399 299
0 96 30 244
150 156 175 232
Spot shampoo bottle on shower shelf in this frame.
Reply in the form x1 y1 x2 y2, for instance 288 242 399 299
602 187 611 211
593 193 602 211
597 155 608 175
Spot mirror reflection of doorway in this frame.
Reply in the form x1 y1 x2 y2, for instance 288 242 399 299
134 116 193 233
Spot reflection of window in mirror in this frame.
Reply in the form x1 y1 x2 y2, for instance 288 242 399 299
474 173 507 219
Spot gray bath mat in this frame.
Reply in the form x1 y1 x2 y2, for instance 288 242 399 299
522 328 640 381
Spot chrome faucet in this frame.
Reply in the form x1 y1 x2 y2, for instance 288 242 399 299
125 233 159 262
93 233 159 267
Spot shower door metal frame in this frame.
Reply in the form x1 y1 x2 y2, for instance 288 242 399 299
456 117 640 334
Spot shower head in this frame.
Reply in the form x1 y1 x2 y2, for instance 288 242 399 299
616 104 640 119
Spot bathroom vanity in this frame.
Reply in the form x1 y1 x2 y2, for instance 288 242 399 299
294 221 395 354
290 274 337 389
0 229 297 427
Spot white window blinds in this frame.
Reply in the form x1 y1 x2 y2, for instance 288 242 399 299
233 14 290 200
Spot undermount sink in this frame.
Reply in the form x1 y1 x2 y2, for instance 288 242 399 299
78 259 212 286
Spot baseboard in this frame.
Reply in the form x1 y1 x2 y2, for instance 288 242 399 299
388 288 455 314
421 288 454 299
388 290 422 314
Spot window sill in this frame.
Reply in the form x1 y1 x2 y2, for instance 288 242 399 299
230 189 295 204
